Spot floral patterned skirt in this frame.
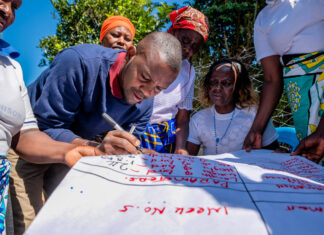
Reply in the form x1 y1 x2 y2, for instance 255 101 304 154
283 50 324 140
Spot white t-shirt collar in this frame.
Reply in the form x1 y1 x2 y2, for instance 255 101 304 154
212 105 236 120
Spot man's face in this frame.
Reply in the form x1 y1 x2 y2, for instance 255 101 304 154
119 49 178 105
101 26 133 50
0 0 21 32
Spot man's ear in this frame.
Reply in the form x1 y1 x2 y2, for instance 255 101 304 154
125 45 136 62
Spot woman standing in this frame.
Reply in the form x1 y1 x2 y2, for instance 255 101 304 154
141 6 209 154
244 0 324 163
0 1 101 233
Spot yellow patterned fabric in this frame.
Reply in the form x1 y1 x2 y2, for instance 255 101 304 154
140 119 176 153
283 51 324 140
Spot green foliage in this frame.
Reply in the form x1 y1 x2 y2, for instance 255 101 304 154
39 0 174 66
192 0 265 61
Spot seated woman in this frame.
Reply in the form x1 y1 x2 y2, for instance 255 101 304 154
100 15 135 50
141 6 209 154
186 59 279 155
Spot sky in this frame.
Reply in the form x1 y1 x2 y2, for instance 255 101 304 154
3 0 57 85
2 0 179 86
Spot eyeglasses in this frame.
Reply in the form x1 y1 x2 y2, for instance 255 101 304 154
208 80 234 89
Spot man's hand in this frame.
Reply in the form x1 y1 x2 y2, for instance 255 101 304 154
242 129 263 152
64 146 105 167
97 130 142 155
291 131 324 163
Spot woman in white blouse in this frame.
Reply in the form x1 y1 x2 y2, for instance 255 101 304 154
243 0 324 163
0 1 102 232
187 59 278 155
140 6 209 154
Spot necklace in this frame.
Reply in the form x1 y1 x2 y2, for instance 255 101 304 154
213 106 236 154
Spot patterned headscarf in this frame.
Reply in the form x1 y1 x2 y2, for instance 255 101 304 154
100 16 136 42
167 6 209 42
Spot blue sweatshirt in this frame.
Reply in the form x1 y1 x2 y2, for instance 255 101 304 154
28 44 153 143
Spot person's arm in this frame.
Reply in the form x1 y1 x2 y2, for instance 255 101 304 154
291 115 324 163
174 109 190 155
29 48 86 143
186 141 200 156
185 112 202 156
243 55 283 151
174 63 195 155
11 129 103 167
71 138 99 147
261 118 280 150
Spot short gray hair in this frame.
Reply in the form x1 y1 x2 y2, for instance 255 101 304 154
137 31 182 73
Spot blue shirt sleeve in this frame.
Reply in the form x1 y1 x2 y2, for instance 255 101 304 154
30 48 85 142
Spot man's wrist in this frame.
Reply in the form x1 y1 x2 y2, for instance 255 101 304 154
82 140 100 147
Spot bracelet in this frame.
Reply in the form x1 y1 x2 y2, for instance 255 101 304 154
81 140 100 147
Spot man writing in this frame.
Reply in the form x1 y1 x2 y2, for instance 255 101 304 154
8 31 182 233
28 31 181 153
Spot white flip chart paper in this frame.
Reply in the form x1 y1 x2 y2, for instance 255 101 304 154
26 150 324 235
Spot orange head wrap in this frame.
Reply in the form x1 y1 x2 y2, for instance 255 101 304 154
100 16 136 42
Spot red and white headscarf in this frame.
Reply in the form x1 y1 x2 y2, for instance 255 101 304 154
167 6 209 42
